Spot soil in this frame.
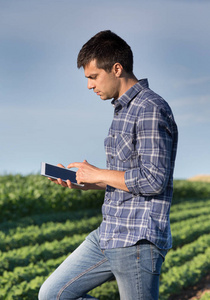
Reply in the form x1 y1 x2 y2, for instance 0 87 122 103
168 274 210 299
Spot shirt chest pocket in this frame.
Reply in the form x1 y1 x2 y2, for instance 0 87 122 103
116 133 135 162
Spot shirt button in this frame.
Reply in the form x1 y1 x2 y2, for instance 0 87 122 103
103 217 106 221
111 156 114 159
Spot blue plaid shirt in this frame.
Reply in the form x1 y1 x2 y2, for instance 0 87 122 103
99 79 178 250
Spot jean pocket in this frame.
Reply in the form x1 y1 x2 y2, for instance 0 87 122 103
150 244 167 274
138 242 167 275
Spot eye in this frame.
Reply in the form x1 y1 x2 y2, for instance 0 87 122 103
90 74 98 80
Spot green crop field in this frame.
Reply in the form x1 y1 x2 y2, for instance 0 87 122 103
0 175 210 299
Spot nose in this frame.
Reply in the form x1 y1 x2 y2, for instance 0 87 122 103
87 78 95 90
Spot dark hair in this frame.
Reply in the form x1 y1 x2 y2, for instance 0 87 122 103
77 30 133 73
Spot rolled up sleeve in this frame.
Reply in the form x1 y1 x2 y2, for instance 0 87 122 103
125 104 174 196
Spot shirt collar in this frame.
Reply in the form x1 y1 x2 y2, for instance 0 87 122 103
111 79 149 108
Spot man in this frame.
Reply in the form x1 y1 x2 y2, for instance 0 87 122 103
39 30 178 300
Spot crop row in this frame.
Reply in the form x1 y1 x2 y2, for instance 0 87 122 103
0 274 120 300
0 175 105 222
0 208 100 232
1 175 210 222
0 205 208 257
171 215 210 248
1 176 210 299
0 233 87 275
0 256 66 295
1 207 209 254
1 233 209 295
172 180 210 202
0 258 119 300
159 246 210 300
170 199 210 223
162 233 210 273
0 215 102 252
0 257 119 299
0 214 208 275
1 245 209 300
170 198 210 213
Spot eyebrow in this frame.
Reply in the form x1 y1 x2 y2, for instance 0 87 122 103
85 73 98 79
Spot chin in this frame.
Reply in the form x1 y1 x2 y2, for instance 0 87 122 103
100 95 111 100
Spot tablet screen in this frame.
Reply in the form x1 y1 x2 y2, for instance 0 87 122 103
41 162 84 186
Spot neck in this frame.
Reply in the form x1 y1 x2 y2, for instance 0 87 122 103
117 73 138 98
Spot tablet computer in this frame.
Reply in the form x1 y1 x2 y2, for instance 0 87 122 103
41 162 84 186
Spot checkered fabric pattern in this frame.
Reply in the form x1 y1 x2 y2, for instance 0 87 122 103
100 79 178 250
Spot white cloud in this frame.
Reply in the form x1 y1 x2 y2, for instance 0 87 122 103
171 94 210 126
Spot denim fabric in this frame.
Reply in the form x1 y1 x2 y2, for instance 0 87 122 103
38 228 167 300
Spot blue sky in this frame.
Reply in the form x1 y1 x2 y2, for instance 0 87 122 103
0 0 210 179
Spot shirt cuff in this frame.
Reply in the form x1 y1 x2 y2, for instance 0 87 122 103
124 168 142 195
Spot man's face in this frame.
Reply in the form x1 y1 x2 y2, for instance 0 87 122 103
84 59 120 100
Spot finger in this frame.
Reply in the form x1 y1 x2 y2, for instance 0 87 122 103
67 162 82 169
66 180 79 189
76 170 83 183
57 163 65 168
57 178 67 187
48 177 59 184
66 180 87 190
66 179 72 188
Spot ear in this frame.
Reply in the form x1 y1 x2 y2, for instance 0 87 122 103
113 63 123 77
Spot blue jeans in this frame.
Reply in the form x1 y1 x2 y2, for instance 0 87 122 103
38 228 167 300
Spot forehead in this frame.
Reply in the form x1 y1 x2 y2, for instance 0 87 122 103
84 60 104 78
